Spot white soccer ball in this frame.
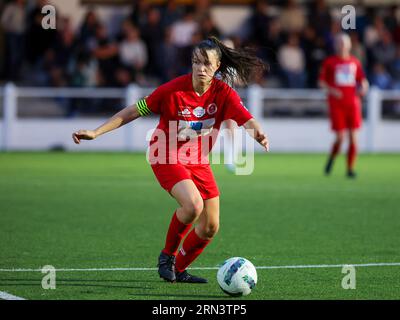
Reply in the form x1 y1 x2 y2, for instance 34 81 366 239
217 257 257 296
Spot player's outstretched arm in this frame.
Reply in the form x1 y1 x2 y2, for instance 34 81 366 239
72 104 141 144
243 118 269 152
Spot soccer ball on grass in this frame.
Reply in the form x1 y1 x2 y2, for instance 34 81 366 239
217 257 257 296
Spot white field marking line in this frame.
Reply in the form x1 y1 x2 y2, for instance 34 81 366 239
0 262 400 272
0 291 26 300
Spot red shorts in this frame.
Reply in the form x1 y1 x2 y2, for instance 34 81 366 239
329 100 362 131
151 163 220 200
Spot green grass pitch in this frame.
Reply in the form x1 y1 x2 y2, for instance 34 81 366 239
0 152 399 300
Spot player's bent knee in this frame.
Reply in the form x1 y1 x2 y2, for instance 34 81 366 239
199 222 219 239
349 133 357 144
336 134 344 144
182 198 204 220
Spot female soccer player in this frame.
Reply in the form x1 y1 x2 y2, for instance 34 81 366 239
319 33 369 178
72 36 269 283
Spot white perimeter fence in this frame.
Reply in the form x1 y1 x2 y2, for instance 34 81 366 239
0 83 399 152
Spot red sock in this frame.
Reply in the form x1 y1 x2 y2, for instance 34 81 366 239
175 229 210 273
347 143 357 171
162 211 192 256
330 141 341 159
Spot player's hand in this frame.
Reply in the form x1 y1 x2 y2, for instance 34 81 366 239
329 88 342 99
255 132 269 152
72 129 97 144
358 86 368 97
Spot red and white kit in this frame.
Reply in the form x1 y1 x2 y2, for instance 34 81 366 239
136 73 253 199
319 55 366 131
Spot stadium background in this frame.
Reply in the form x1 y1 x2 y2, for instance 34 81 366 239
0 0 400 301
1 0 400 152
1 0 400 89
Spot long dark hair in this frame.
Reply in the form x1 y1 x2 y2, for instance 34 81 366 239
192 36 268 86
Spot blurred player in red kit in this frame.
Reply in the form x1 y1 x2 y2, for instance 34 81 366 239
319 33 369 178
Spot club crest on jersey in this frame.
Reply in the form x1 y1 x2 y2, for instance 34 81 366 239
193 106 206 118
178 108 191 117
207 103 217 115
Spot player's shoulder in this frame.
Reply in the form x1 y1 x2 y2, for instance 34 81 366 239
323 55 338 64
212 76 236 97
349 55 362 65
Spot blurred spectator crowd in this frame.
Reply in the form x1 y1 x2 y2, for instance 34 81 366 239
1 0 400 92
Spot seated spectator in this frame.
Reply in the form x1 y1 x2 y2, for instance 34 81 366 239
119 22 148 85
249 0 272 46
25 0 57 67
308 0 331 38
160 0 184 29
350 31 366 68
370 63 392 89
325 19 342 55
1 0 26 81
141 7 164 79
383 5 399 33
302 26 328 88
170 6 198 48
129 0 150 31
279 0 307 34
391 46 400 89
78 9 99 53
371 29 396 69
262 17 283 76
33 48 59 86
364 15 386 49
278 33 306 88
92 24 120 86
68 52 98 117
158 27 179 82
70 51 97 88
200 14 220 39
53 17 76 69
193 0 211 22
389 6 400 45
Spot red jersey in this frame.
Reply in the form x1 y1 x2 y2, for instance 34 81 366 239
319 55 366 106
136 73 253 165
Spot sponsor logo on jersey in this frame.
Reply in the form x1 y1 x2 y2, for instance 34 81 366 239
178 108 191 117
334 63 357 86
207 103 217 115
177 118 216 139
193 106 206 118
178 118 215 132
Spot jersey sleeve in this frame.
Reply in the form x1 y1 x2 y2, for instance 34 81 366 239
223 88 253 126
136 85 167 116
355 59 366 82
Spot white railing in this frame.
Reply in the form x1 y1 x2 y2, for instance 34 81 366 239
0 83 399 152
247 85 391 152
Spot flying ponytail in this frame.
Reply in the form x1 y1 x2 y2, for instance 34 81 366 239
193 36 268 86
